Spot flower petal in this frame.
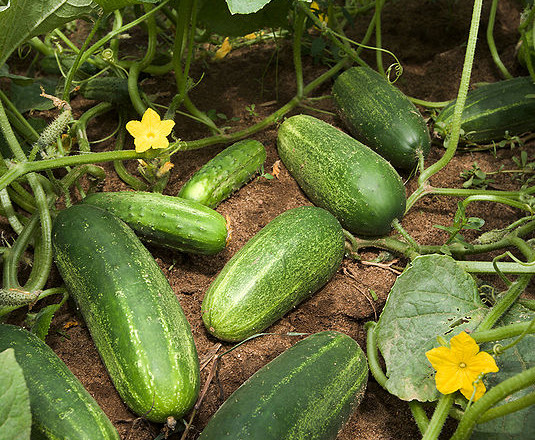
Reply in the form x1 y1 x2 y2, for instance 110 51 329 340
468 351 499 375
126 120 146 138
434 366 463 394
134 137 152 153
150 135 169 150
141 108 161 131
156 119 175 137
450 331 480 360
460 380 486 401
426 346 457 371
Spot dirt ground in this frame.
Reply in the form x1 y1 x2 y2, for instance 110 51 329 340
5 0 535 439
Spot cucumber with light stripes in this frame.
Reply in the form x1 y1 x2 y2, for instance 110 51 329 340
78 77 130 104
178 139 266 208
52 204 200 423
201 206 344 342
434 76 535 143
277 114 406 237
198 331 368 440
0 324 120 440
82 191 228 255
332 66 431 170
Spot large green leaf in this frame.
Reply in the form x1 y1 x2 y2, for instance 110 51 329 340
199 0 291 36
0 348 31 440
92 0 156 13
0 0 101 67
471 304 535 440
375 254 488 402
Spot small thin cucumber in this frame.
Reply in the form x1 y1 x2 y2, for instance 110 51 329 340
201 206 345 342
82 191 229 255
52 204 200 423
198 331 368 440
178 139 266 208
78 77 130 105
0 324 120 440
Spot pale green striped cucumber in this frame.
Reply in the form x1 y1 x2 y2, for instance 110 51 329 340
434 76 535 143
201 206 344 342
332 66 431 170
178 139 266 208
277 114 406 237
198 331 368 440
0 324 120 440
82 191 228 255
52 204 200 423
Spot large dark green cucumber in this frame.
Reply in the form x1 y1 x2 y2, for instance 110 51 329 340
201 206 344 342
52 204 200 423
277 114 406 237
178 139 266 208
434 76 535 143
198 331 368 440
332 66 431 170
82 191 228 255
0 324 120 440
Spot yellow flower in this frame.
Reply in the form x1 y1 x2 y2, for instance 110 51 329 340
126 108 175 153
214 37 232 60
310 1 328 25
426 331 499 401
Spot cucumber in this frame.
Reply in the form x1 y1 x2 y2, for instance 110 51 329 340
78 77 130 105
52 204 200 423
332 66 431 170
434 76 535 143
198 331 368 440
277 114 406 237
201 206 344 342
0 324 120 440
82 191 228 255
178 139 267 208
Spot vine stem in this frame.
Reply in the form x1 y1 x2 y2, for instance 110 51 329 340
409 0 484 205
486 0 512 79
422 393 454 440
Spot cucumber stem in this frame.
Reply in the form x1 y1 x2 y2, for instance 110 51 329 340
486 0 513 79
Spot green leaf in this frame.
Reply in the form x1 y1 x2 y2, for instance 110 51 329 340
30 297 66 340
471 304 535 439
0 64 33 85
10 77 58 113
375 254 488 402
225 0 272 14
0 348 31 440
92 0 156 12
198 0 290 36
0 0 101 68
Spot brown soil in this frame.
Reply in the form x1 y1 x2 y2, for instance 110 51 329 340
5 0 535 439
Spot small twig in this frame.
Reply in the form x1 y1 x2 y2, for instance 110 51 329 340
359 259 402 275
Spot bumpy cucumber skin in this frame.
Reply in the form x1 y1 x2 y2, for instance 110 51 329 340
277 115 406 237
201 206 344 342
52 204 200 423
0 324 120 440
332 66 431 170
198 331 368 440
78 77 130 104
82 191 228 255
178 139 267 208
435 76 535 143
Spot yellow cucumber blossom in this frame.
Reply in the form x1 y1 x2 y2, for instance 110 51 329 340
126 108 175 153
214 37 232 60
426 331 499 401
310 1 328 24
